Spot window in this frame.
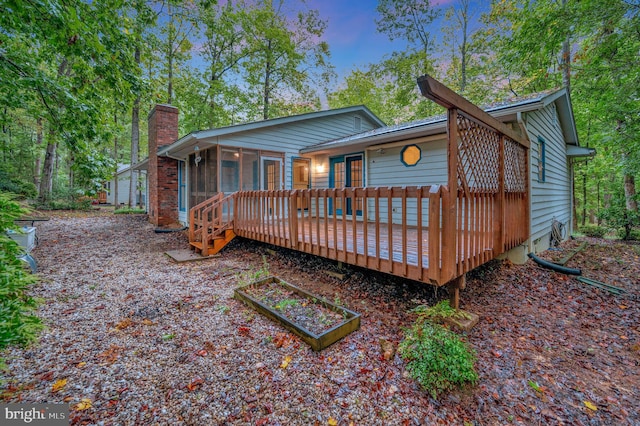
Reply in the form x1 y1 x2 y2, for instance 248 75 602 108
537 136 546 182
221 149 240 192
401 144 421 167
329 153 363 215
178 161 186 212
241 150 259 190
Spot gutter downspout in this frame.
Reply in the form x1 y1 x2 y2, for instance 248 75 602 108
516 111 534 254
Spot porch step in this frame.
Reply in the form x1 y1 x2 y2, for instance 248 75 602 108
189 229 236 256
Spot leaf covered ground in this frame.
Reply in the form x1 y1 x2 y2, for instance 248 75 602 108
1 211 638 425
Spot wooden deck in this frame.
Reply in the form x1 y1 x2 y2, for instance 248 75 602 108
187 76 531 306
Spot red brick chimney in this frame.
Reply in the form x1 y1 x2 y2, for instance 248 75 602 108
148 104 179 226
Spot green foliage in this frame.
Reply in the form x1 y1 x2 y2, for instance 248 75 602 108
579 225 607 238
0 169 37 199
35 187 92 211
113 207 146 215
0 192 44 359
236 255 270 286
411 300 472 322
274 299 299 311
598 190 640 240
398 316 478 398
616 228 640 241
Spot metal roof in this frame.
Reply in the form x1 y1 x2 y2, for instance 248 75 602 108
156 105 385 159
301 88 579 154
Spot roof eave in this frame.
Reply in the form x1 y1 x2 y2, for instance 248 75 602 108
300 119 447 154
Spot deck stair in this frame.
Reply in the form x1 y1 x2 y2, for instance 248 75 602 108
188 193 236 256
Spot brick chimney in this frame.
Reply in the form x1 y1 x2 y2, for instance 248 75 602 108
148 104 179 226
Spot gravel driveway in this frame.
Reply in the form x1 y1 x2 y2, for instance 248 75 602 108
2 212 638 425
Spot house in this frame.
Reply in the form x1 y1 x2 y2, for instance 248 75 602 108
300 81 594 261
137 104 384 225
104 164 147 207
136 76 593 306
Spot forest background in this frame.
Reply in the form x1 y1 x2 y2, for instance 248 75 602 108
0 0 638 233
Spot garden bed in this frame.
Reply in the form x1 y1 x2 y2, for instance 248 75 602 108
234 276 360 351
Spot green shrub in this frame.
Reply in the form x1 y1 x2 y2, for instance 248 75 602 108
616 227 640 241
0 192 44 369
114 207 146 215
399 301 478 398
36 187 92 211
598 190 640 240
0 170 37 199
579 225 608 238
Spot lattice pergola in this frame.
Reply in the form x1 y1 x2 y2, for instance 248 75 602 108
417 75 530 305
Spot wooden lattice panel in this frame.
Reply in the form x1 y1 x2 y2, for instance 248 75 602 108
456 113 500 194
504 137 527 192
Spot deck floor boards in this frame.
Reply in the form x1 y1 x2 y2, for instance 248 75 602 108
237 212 497 284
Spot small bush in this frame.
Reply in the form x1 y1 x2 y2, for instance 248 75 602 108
0 170 37 199
36 188 92 211
398 301 478 398
114 207 146 215
579 225 607 238
0 192 44 368
616 228 640 241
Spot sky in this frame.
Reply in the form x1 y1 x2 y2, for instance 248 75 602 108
308 0 480 83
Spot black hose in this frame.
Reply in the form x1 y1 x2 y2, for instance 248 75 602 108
528 252 581 275
154 226 187 233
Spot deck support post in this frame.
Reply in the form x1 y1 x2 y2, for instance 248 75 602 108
447 275 466 310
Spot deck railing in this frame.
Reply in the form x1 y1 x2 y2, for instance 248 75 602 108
229 180 527 286
187 76 530 290
234 186 448 284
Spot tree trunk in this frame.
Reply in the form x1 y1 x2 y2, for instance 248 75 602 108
458 0 469 92
34 117 43 188
623 173 637 212
129 46 141 208
263 39 272 120
113 112 119 209
68 154 74 190
38 133 56 203
167 3 174 104
560 0 571 93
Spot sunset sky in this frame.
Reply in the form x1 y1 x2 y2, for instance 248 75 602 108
309 0 486 82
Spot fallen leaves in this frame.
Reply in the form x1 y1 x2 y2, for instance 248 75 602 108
115 318 133 330
51 378 67 393
97 345 122 365
75 398 92 411
187 377 204 392
280 355 292 369
584 401 598 411
273 332 294 348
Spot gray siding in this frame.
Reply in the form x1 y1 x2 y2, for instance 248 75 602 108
525 105 571 247
367 139 447 187
367 139 446 225
216 112 378 189
309 138 447 226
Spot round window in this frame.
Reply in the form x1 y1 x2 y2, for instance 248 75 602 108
401 144 421 167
